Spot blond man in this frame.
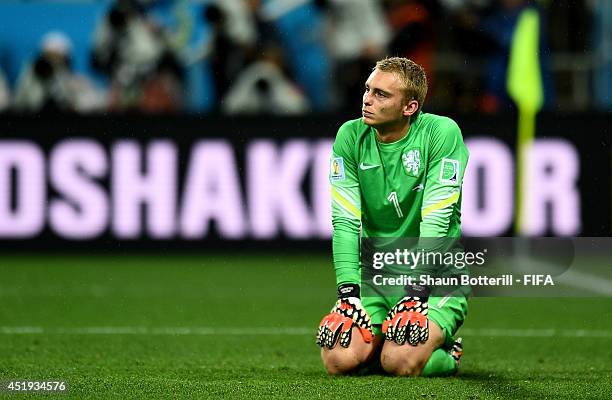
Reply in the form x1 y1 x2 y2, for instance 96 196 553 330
316 57 469 376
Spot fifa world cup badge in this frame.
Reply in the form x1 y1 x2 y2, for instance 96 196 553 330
330 157 345 181
440 158 459 184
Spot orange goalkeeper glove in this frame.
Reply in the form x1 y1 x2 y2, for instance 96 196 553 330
316 284 373 349
382 296 429 346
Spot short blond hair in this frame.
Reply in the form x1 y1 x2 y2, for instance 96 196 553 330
375 57 428 121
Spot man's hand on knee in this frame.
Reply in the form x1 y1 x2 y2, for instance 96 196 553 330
382 296 429 346
316 284 374 349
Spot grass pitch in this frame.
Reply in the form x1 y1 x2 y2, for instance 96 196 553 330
0 253 611 399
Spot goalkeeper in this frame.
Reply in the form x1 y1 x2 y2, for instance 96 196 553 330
316 57 469 376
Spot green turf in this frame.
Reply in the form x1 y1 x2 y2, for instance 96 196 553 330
0 254 611 399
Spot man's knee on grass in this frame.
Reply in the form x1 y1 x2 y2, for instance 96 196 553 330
380 320 445 377
380 345 428 376
321 327 382 375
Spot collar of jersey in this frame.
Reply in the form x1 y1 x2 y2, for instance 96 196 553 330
374 112 421 152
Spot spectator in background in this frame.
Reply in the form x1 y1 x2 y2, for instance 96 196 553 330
222 44 309 115
140 50 184 112
542 0 589 54
143 0 194 54
592 0 612 109
0 68 9 112
441 0 495 56
320 0 391 111
143 0 216 112
203 1 258 103
259 0 332 111
13 31 105 113
478 0 553 113
91 0 183 112
383 0 439 87
440 0 496 111
216 0 259 51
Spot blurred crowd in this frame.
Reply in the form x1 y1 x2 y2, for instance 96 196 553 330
0 0 606 115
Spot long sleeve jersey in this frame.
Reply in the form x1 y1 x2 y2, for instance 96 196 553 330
330 112 470 286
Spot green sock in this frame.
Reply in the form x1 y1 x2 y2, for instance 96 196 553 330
421 348 457 377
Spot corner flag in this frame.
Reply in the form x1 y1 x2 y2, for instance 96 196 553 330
506 8 543 234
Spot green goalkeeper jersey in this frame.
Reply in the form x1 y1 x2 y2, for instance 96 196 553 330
329 112 470 286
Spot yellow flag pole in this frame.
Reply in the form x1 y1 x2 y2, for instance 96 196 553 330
514 107 536 233
506 8 543 235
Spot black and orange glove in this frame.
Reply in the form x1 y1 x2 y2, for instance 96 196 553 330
382 295 429 346
316 284 373 349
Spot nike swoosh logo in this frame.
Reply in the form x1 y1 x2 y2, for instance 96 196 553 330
413 184 424 192
359 162 380 170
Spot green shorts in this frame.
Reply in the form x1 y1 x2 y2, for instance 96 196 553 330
362 294 468 348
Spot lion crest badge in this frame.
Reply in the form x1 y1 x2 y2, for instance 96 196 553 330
402 149 420 177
